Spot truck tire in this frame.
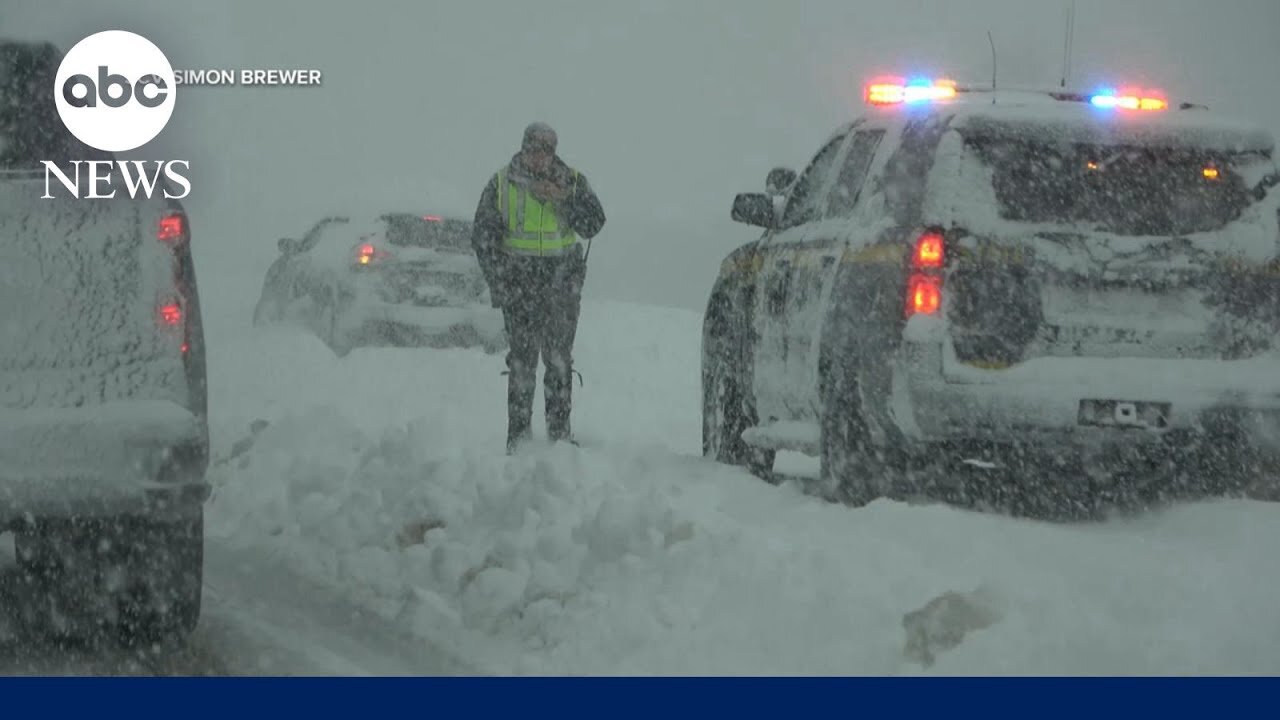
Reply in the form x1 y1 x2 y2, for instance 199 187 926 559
13 508 204 641
118 509 204 641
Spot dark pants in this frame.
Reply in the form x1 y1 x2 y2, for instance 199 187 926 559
500 249 584 449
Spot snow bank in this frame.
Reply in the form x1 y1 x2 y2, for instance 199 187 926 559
206 300 1280 674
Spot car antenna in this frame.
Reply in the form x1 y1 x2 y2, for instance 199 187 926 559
1060 0 1076 88
987 30 997 103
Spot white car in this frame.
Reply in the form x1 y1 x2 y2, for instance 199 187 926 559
254 212 506 356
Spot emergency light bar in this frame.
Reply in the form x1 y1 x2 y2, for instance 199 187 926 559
1088 89 1167 111
864 76 1172 112
866 78 957 105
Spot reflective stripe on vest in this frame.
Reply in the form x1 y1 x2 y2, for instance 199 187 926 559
496 167 578 257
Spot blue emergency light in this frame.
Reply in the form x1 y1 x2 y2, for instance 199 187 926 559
865 78 957 105
864 75 1170 112
1089 88 1167 110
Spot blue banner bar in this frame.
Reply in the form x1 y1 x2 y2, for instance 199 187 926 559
1 677 1275 720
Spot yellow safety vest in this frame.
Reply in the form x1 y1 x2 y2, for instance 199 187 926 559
496 166 578 257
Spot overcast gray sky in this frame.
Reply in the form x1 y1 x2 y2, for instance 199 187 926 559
7 0 1280 317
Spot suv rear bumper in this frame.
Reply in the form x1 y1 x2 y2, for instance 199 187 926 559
0 400 209 527
335 300 505 350
892 321 1280 453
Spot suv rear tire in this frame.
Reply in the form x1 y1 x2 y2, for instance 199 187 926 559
703 355 775 481
820 370 901 505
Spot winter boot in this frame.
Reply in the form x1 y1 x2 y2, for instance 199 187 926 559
507 367 536 455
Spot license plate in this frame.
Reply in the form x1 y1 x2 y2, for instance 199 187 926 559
1078 399 1170 429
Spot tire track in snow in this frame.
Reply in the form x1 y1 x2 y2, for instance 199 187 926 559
0 534 475 675
199 543 478 675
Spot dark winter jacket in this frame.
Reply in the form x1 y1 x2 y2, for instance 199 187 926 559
471 153 606 308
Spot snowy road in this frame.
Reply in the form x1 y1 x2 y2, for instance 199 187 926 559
197 301 1280 674
0 539 474 675
2 299 1277 674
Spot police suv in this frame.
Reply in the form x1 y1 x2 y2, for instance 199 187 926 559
703 77 1280 512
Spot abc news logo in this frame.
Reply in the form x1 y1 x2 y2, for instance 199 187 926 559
42 30 189 200
61 66 168 109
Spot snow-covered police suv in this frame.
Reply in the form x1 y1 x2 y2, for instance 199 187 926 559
703 77 1280 513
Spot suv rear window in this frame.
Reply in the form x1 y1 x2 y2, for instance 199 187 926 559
967 137 1257 236
381 214 472 250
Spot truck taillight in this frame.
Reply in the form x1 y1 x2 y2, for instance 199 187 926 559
160 300 190 356
906 229 946 318
156 208 195 365
160 301 183 326
158 213 186 242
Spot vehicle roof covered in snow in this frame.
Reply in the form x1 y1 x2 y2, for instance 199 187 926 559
859 84 1275 153
949 103 1274 153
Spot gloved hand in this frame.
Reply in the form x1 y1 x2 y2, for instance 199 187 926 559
531 178 569 203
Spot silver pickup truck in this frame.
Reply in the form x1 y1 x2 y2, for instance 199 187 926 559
1 39 209 640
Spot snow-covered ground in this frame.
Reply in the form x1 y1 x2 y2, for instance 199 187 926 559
0 537 472 675
204 299 1280 675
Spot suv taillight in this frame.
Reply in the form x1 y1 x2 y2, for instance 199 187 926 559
356 242 392 266
905 229 945 318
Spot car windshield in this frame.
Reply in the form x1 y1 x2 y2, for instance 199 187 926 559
964 137 1261 236
382 214 472 250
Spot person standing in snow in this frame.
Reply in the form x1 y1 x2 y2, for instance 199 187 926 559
471 122 606 454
